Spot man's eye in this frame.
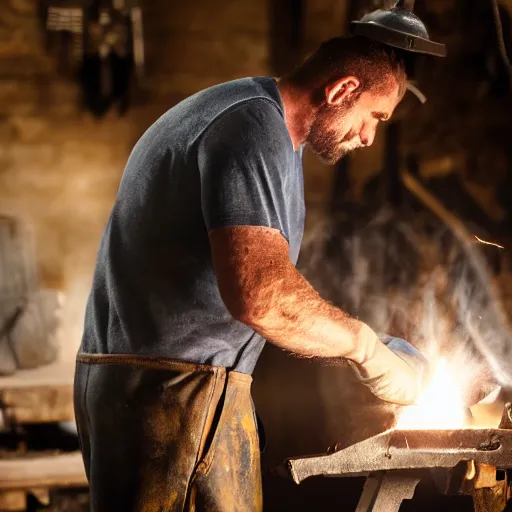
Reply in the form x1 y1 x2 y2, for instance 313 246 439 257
372 111 389 122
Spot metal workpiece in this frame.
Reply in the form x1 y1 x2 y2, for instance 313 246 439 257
287 428 512 484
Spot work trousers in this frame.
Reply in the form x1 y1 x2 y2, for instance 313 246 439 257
74 353 263 512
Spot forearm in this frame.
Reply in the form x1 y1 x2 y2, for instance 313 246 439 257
240 261 378 364
210 226 424 404
210 226 423 404
243 265 424 404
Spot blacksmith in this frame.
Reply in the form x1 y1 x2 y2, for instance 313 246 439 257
74 12 442 511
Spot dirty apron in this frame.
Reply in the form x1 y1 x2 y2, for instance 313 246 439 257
73 353 262 512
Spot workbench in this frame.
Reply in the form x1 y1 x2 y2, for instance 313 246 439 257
0 360 87 511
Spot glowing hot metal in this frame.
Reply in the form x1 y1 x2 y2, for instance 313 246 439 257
396 358 467 430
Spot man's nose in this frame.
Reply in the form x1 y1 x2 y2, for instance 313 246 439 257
360 126 376 147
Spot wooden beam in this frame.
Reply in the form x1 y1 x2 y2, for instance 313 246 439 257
0 386 74 424
0 360 75 425
0 361 75 389
401 170 472 244
0 452 87 490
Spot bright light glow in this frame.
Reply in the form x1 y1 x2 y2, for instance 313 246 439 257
395 358 467 430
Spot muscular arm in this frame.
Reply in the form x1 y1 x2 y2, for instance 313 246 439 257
209 225 379 366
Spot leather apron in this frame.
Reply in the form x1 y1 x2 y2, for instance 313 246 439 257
74 353 262 512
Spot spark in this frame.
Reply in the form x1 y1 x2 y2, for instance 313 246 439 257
474 235 504 249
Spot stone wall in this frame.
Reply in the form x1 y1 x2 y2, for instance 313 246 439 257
0 0 270 361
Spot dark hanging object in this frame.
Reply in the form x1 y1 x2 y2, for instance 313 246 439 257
42 0 145 117
350 6 447 57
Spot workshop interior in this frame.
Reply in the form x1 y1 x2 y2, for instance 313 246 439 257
1 0 512 511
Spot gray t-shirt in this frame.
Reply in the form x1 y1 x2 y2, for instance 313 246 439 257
80 77 305 374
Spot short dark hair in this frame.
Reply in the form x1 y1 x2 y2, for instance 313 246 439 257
285 35 406 100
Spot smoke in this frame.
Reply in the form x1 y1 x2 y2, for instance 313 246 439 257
298 205 512 401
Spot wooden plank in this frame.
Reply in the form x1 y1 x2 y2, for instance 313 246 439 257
0 452 87 490
0 360 75 424
401 170 472 244
0 360 75 389
0 386 74 424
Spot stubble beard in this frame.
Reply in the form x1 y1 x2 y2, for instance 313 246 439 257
306 102 355 165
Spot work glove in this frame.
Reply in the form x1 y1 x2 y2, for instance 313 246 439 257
349 332 429 406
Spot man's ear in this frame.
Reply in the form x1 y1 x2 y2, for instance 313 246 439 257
325 76 360 105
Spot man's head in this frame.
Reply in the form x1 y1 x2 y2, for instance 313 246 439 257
285 36 407 164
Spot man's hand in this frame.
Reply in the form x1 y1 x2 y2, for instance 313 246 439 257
379 334 429 380
350 334 429 405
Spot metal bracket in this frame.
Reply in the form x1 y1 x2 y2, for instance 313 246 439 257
355 471 421 512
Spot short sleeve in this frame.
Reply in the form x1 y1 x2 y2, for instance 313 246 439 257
197 100 292 242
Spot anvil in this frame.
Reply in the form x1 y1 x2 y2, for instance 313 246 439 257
286 408 512 512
